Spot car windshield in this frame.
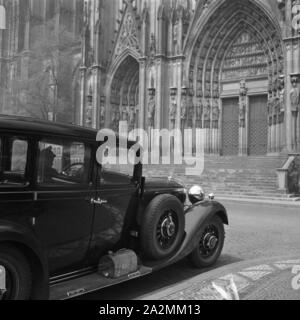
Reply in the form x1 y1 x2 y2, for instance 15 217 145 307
99 146 135 178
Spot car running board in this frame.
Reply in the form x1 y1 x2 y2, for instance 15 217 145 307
50 265 153 300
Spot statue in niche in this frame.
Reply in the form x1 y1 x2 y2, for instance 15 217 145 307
239 80 247 128
180 93 187 130
173 21 179 54
290 76 300 115
128 106 136 130
99 103 105 128
187 100 194 129
121 106 128 121
169 92 177 129
147 89 155 128
196 98 203 128
203 98 211 129
111 109 120 132
212 99 220 129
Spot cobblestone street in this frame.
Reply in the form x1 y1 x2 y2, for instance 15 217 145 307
79 200 300 300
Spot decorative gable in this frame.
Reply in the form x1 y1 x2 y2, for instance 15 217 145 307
114 3 140 59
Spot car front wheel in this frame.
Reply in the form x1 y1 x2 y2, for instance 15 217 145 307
0 245 31 300
189 216 225 268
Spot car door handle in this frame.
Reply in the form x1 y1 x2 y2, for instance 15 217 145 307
90 198 108 205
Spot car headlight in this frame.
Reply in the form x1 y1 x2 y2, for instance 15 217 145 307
188 185 205 204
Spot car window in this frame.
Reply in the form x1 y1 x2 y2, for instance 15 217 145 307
99 146 134 186
37 140 91 186
0 137 28 186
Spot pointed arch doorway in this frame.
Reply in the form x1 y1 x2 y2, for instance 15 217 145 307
187 0 285 156
108 55 140 133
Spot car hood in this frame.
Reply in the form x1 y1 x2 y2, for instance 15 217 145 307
144 176 185 189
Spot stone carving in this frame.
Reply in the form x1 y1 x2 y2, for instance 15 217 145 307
115 12 140 58
99 96 106 128
221 32 268 80
169 88 177 129
173 21 179 54
203 98 211 129
290 76 300 114
187 95 194 128
181 88 188 130
196 97 203 127
211 99 220 129
128 106 136 130
239 80 248 128
111 108 120 132
279 75 285 114
147 88 155 127
149 33 156 59
212 99 220 121
121 106 128 121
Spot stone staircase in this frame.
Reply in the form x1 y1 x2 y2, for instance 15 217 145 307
143 155 300 201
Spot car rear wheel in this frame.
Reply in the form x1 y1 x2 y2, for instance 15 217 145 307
140 194 185 260
189 216 225 268
0 245 31 300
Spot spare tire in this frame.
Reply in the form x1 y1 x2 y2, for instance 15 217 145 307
140 194 185 260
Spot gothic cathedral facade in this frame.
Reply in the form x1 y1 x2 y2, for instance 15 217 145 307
1 0 300 156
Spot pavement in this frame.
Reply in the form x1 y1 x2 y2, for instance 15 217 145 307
79 200 300 301
139 256 300 300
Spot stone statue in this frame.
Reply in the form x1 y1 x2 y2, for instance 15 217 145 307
181 95 187 121
196 98 203 127
290 76 300 114
129 106 136 129
279 76 285 114
111 109 120 132
203 99 211 121
239 99 246 128
121 106 128 121
187 102 194 128
147 90 155 127
169 96 177 121
239 80 248 128
203 99 211 129
99 104 105 128
212 99 220 121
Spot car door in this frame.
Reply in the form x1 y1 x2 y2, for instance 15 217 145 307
89 162 139 264
0 134 35 233
33 138 97 275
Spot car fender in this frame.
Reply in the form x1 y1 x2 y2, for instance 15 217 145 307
151 200 228 271
0 220 49 299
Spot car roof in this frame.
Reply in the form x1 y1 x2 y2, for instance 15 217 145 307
0 115 136 146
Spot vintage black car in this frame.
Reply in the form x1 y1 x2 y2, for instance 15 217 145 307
0 116 228 300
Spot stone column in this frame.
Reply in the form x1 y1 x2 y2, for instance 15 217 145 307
91 65 101 129
169 87 177 130
238 80 248 155
79 66 87 126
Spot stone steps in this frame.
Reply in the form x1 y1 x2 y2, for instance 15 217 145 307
143 155 297 200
